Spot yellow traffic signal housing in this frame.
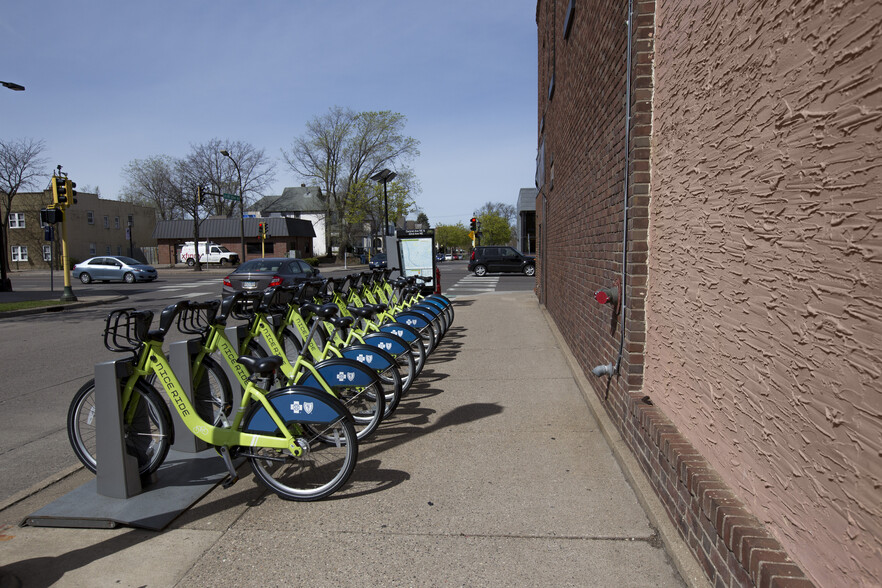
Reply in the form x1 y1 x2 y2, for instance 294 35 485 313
51 176 67 205
66 179 77 205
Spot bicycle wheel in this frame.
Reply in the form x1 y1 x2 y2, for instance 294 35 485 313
281 328 304 366
335 379 385 440
67 378 173 476
192 355 233 426
244 390 357 501
380 323 427 377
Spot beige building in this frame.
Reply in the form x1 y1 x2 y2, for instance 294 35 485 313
3 191 157 270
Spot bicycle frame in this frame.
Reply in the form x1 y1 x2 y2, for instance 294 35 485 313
127 339 301 455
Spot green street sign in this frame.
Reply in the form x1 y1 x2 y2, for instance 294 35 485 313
221 193 241 202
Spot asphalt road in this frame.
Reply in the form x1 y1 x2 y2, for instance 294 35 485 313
0 261 535 504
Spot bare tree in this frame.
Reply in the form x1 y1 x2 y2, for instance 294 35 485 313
283 106 353 253
186 139 276 217
0 138 49 290
120 155 180 220
283 107 420 258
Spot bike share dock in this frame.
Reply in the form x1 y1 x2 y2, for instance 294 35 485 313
1 292 703 587
24 330 248 531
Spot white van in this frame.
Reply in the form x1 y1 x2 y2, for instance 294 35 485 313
179 241 240 266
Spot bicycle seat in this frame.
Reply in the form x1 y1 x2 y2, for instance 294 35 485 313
348 306 375 319
300 303 338 318
236 354 283 376
327 315 354 330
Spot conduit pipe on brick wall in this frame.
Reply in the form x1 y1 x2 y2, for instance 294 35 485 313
595 0 633 378
613 0 634 376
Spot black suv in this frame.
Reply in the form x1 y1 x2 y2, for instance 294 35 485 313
468 246 536 277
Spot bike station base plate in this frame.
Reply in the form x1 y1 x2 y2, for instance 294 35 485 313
23 450 229 531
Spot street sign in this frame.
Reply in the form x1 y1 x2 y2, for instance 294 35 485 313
221 193 241 202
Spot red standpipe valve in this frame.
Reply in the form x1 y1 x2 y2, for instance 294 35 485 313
594 287 618 308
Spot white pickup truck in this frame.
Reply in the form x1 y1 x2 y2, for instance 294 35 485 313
179 241 239 266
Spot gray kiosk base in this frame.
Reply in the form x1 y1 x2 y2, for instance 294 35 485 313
25 335 245 531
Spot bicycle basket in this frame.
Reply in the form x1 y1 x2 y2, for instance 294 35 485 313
177 301 218 335
268 287 298 314
104 308 153 353
231 295 260 320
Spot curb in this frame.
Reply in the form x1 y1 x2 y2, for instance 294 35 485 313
0 296 127 319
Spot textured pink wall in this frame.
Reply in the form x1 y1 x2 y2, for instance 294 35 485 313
645 0 881 585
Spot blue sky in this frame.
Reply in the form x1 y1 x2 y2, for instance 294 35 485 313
1 1 538 227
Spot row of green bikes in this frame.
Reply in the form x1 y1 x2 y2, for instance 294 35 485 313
65 269 454 501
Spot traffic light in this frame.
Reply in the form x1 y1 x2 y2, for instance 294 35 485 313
65 179 77 205
258 222 266 239
196 185 204 205
470 217 477 231
51 176 67 205
40 208 63 224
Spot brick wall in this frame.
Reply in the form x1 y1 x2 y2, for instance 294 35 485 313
533 0 854 585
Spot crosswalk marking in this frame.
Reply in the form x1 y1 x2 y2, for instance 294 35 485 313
155 282 213 291
445 276 499 297
170 291 215 298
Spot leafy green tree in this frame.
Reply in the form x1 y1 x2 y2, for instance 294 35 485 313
345 176 415 240
475 201 516 246
477 211 513 245
435 223 471 251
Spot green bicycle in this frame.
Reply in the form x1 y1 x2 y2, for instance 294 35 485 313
67 301 358 501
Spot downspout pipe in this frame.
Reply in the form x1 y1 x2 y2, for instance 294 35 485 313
614 0 634 375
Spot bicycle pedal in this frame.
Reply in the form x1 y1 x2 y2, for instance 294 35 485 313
221 474 239 489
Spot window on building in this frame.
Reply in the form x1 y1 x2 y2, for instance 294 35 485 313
114 216 120 229
89 243 97 255
103 216 109 228
105 245 112 254
11 246 27 262
8 212 25 229
43 245 52 262
117 245 122 255
87 211 94 224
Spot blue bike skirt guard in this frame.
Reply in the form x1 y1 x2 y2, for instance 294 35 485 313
361 333 409 357
296 358 379 390
244 388 345 432
339 346 394 371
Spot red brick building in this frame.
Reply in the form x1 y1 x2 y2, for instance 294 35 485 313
535 1 880 586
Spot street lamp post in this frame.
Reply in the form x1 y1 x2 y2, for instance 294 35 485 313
220 150 245 263
370 168 397 237
127 218 134 257
0 80 25 291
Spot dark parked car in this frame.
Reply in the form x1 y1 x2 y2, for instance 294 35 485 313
72 256 158 284
468 246 535 277
368 253 387 269
222 257 320 296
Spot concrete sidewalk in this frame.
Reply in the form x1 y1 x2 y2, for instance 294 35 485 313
0 291 708 587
